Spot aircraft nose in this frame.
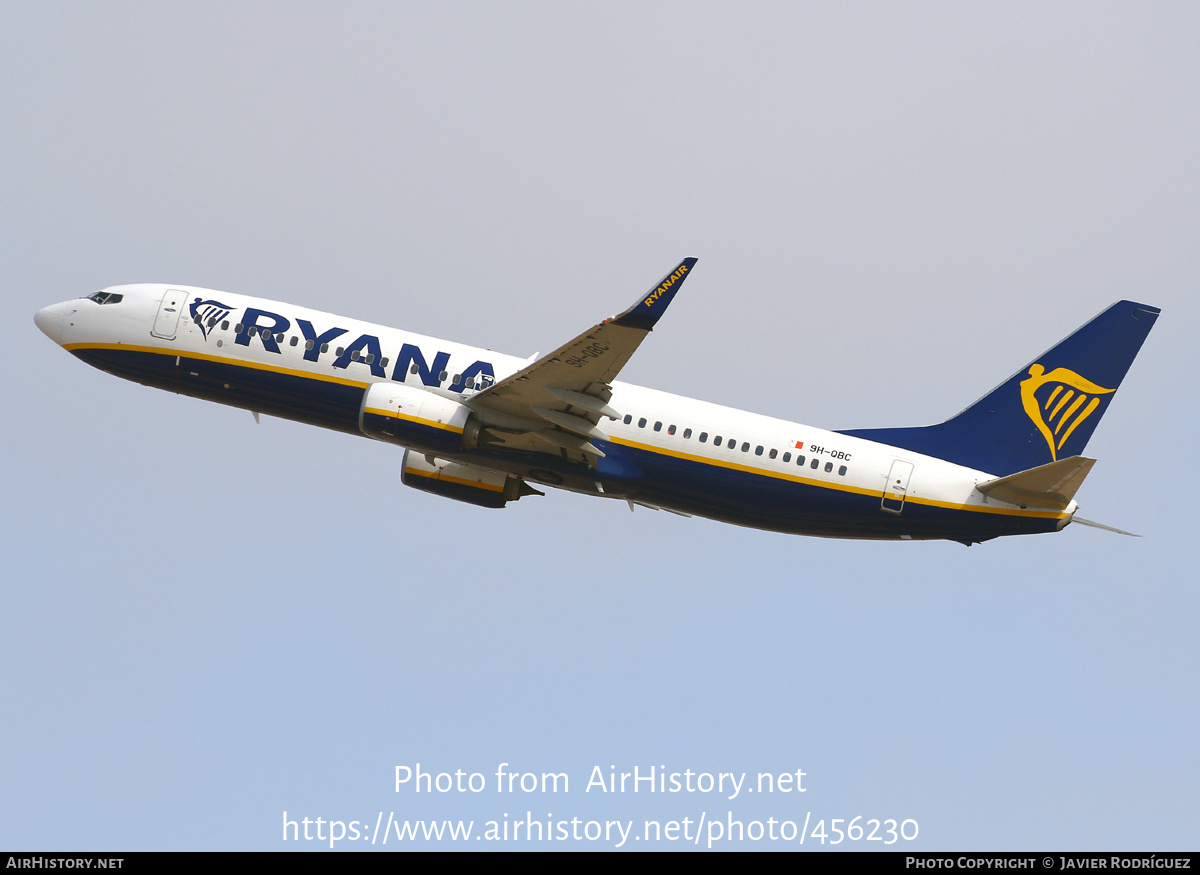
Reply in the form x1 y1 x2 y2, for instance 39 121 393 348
34 302 67 345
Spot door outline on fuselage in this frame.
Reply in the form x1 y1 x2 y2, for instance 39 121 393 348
151 289 187 340
881 459 915 514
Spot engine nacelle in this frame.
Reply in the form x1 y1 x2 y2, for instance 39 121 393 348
359 381 484 455
400 450 541 509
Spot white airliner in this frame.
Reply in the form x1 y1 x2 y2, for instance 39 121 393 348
35 259 1159 545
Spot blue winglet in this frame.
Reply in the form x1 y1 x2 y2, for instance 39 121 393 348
611 258 698 331
837 300 1161 476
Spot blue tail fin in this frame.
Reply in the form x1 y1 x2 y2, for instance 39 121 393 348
837 300 1160 476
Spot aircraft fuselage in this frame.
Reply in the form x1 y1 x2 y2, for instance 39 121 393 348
37 275 1156 545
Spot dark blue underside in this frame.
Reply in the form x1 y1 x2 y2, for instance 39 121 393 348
76 347 1061 543
76 346 365 435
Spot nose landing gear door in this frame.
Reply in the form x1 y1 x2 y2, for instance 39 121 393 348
881 459 915 514
151 289 188 340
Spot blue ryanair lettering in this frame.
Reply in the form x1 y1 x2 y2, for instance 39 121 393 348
449 360 496 393
392 343 451 387
333 334 386 377
296 319 347 362
235 308 291 353
231 311 495 390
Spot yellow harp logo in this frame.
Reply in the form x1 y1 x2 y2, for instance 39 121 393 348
1020 364 1115 460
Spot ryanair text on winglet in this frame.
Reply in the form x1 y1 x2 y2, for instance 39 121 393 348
644 264 689 308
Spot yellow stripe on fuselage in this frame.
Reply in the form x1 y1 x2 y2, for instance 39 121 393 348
64 341 373 389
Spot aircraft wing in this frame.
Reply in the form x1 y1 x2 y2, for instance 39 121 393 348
466 257 697 463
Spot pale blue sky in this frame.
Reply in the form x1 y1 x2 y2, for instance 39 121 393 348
2 1 1197 850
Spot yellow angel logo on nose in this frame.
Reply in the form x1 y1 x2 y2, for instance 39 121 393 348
1020 364 1115 460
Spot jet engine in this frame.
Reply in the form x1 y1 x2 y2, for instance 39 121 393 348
358 381 485 455
400 450 542 509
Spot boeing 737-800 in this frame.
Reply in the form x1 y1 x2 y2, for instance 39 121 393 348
34 259 1159 545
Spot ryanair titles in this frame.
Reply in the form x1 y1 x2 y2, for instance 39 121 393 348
226 304 495 393
643 263 689 308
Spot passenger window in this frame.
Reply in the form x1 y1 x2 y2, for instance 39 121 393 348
367 354 376 364
275 333 284 343
221 321 229 330
380 358 389 367
683 428 692 439
667 424 676 435
410 364 419 375
653 421 662 432
714 436 722 447
825 462 833 473
350 350 360 361
623 415 632 424
768 448 777 459
838 465 847 476
438 371 447 381
235 324 244 333
336 347 345 356
321 343 329 354
247 326 257 336
638 418 647 428
783 452 791 462
699 432 708 442
729 440 738 451
755 445 763 455
208 318 217 328
742 442 750 452
811 458 819 469
796 455 805 466
289 336 298 346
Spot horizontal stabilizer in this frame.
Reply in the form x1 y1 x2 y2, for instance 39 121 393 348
975 455 1095 510
1071 516 1140 537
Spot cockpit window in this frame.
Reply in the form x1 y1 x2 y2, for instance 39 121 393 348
86 292 123 305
